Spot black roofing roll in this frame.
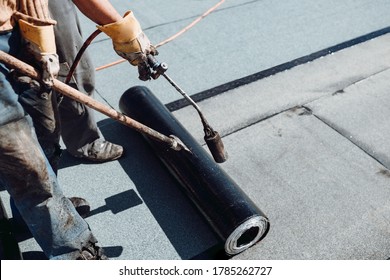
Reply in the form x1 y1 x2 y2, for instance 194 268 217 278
119 86 269 256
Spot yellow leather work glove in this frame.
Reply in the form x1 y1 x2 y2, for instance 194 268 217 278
97 11 158 67
18 19 59 88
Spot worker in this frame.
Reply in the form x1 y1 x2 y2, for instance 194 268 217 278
18 0 157 165
0 0 105 259
0 0 155 259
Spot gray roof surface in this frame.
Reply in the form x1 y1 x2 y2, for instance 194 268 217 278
1 0 390 260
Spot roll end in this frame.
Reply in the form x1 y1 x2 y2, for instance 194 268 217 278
224 216 269 255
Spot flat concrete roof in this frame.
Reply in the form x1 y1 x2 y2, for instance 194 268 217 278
1 0 390 260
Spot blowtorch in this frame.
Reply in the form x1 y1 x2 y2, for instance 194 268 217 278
143 54 228 163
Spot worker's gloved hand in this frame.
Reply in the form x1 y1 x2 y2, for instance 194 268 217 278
18 19 60 88
137 61 152 81
97 11 158 68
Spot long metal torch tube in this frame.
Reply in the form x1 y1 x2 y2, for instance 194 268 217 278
0 51 186 152
162 73 211 128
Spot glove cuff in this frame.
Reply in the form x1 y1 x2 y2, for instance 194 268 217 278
18 19 56 54
97 11 142 42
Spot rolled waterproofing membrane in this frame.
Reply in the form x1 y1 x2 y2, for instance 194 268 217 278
119 86 269 255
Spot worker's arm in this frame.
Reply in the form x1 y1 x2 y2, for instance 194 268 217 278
72 0 122 25
73 0 157 76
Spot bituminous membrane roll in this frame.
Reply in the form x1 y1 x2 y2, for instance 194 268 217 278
119 86 269 256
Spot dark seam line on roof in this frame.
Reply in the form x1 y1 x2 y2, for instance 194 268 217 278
214 106 297 141
167 26 390 112
304 106 390 170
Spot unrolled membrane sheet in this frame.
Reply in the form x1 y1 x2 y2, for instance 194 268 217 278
119 86 269 256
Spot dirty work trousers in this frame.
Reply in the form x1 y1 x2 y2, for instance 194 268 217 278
0 31 95 259
49 0 101 157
